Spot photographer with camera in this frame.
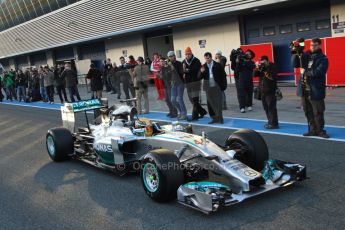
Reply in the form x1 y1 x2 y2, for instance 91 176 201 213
234 49 255 113
299 38 329 138
254 56 279 129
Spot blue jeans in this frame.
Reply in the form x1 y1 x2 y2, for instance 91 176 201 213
40 86 48 101
68 86 81 102
5 86 14 100
17 86 26 101
171 84 187 116
165 86 177 115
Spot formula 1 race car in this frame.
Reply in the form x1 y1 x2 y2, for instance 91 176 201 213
46 98 306 214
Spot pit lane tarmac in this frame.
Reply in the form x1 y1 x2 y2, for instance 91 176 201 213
1 104 345 230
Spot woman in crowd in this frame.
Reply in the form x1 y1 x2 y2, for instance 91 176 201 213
86 63 103 99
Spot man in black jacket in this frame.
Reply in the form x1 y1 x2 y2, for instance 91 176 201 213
118 56 136 100
301 38 329 138
16 69 27 102
236 50 255 113
215 49 228 110
182 47 207 121
54 65 68 103
200 52 227 124
254 56 279 129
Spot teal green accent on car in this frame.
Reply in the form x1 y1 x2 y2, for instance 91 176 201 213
71 99 103 112
184 182 229 192
96 150 115 165
46 135 55 157
143 163 160 192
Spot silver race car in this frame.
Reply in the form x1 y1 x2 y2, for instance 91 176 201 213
46 98 306 214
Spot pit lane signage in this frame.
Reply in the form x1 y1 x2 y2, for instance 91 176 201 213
71 99 103 112
332 22 345 34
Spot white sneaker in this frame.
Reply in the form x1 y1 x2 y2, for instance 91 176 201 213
247 106 253 111
240 108 245 113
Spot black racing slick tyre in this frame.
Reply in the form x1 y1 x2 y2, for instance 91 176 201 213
46 127 74 162
141 149 184 202
225 129 269 171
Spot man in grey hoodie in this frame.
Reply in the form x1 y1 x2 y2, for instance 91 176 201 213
43 66 55 104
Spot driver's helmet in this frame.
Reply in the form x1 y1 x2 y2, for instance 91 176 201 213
134 120 146 129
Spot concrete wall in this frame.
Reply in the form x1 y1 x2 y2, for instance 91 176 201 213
172 18 241 62
331 0 345 37
46 50 55 67
105 35 145 63
146 35 174 58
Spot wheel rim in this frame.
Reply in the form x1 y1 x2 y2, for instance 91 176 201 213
47 135 55 157
143 163 159 192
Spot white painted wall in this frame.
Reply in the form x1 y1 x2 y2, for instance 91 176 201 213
105 35 145 63
172 18 241 62
331 0 345 37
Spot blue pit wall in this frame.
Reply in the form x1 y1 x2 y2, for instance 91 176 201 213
1 100 345 142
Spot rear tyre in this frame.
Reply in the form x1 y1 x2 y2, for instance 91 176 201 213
225 129 268 171
46 127 74 162
141 149 184 202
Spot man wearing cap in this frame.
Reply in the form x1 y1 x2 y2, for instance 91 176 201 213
130 56 150 114
168 51 187 120
150 53 165 100
200 52 227 124
215 49 228 110
236 49 255 113
182 47 207 121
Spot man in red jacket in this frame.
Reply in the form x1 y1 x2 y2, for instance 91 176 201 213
150 53 165 100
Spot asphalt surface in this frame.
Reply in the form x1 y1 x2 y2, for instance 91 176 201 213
1 104 345 230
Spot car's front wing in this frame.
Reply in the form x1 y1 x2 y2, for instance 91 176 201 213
177 159 307 214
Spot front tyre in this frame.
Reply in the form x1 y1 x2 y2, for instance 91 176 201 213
141 149 184 202
225 129 269 171
46 127 74 162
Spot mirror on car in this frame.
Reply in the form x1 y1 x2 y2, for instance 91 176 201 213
204 155 219 161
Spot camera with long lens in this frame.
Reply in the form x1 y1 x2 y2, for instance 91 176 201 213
258 63 267 72
289 38 305 55
230 48 245 62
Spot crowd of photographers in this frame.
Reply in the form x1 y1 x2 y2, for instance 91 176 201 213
0 37 329 138
0 62 80 104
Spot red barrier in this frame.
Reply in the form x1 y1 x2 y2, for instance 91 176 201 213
324 36 345 86
240 43 274 62
241 43 274 82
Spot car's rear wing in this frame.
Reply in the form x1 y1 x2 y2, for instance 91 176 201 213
61 98 108 132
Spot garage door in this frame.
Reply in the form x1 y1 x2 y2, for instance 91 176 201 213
30 52 47 67
15 56 29 70
79 41 106 61
244 1 331 82
55 46 74 61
